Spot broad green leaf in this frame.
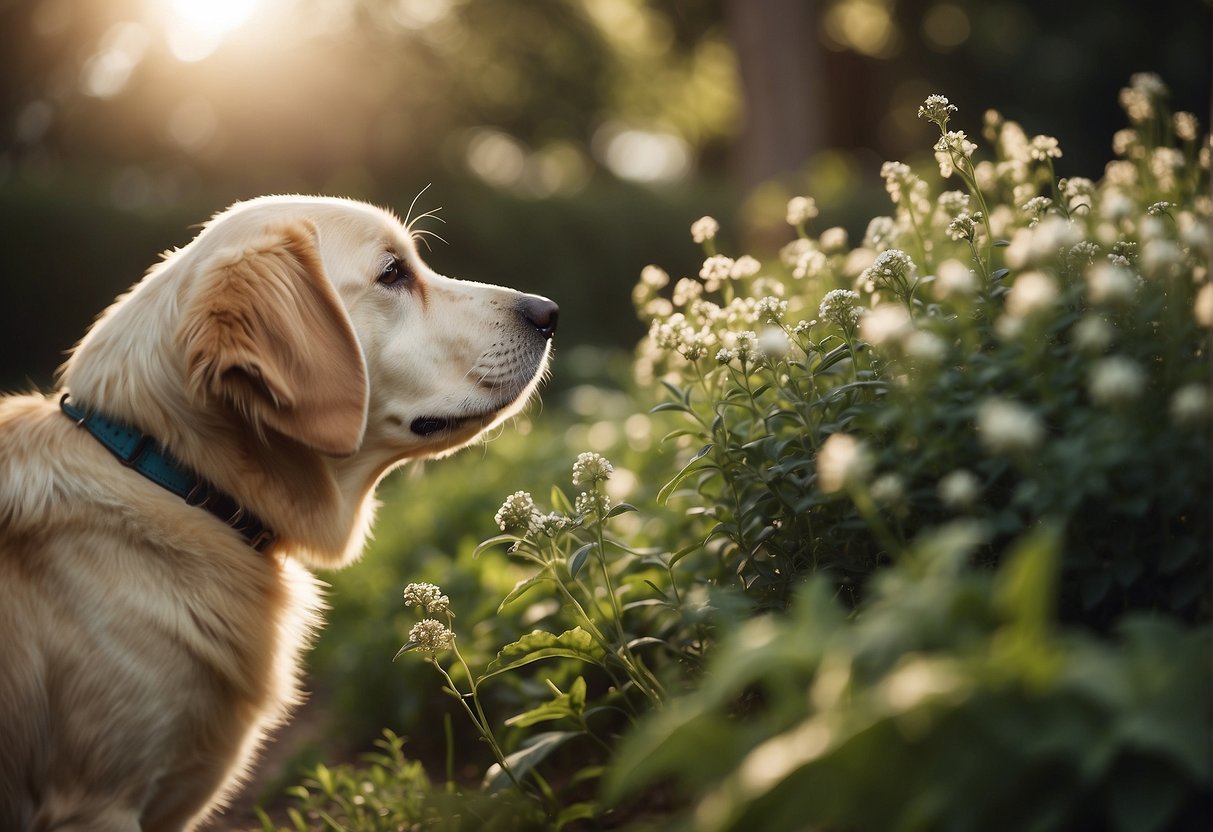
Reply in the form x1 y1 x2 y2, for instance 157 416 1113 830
504 676 587 728
605 501 638 518
497 572 554 613
482 730 581 792
479 627 607 682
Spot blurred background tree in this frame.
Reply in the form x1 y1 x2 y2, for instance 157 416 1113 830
0 0 1207 388
0 0 1208 388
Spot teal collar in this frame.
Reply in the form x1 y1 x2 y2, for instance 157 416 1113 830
59 394 276 552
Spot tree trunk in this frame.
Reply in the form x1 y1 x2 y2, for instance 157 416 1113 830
723 0 826 193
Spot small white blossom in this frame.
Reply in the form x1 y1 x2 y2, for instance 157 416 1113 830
495 491 538 533
819 226 849 253
786 196 819 227
1073 316 1114 352
870 473 906 509
935 259 979 298
1174 112 1199 142
575 490 612 517
408 619 455 653
863 216 899 250
691 216 719 244
938 470 981 510
861 248 918 297
730 254 762 279
1028 135 1062 161
818 289 862 331
699 255 735 286
640 265 669 289
1086 262 1138 305
402 582 451 615
756 296 788 324
572 452 614 486
816 433 874 494
1170 384 1212 426
1005 271 1058 318
757 325 790 359
860 304 912 346
947 211 983 242
672 277 703 308
1088 356 1146 406
918 93 958 126
934 130 977 177
978 398 1045 455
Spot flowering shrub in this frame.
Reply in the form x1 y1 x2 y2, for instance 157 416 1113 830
267 75 1210 831
633 74 1211 623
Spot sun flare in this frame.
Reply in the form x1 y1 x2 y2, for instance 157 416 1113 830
169 0 262 36
160 0 263 61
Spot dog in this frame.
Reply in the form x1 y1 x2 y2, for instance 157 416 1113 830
0 195 557 830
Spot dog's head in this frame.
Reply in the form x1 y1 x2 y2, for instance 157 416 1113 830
66 195 555 471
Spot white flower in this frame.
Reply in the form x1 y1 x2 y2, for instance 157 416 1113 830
861 248 918 297
863 216 899 250
408 619 455 653
575 490 611 517
860 304 912 346
640 265 669 289
1086 262 1137 305
1195 283 1213 328
757 325 790 359
793 248 828 280
946 211 982 242
816 433 874 494
818 289 862 331
572 452 614 486
935 259 979 298
1028 135 1062 161
671 277 702 308
730 254 762 279
978 399 1045 455
870 473 906 508
691 216 719 244
495 491 538 533
1088 356 1146 406
934 130 977 177
819 226 849 253
1174 112 1199 143
918 93 958 125
1170 384 1211 426
700 255 734 283
903 330 947 363
402 582 451 614
1005 271 1058 318
786 196 818 227
1072 316 1114 352
938 470 981 510
756 296 788 324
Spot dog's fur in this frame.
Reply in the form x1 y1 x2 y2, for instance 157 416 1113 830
0 195 555 831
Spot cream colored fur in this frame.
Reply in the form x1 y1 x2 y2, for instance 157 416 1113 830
0 195 554 831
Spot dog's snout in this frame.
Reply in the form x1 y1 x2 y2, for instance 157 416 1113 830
518 295 559 340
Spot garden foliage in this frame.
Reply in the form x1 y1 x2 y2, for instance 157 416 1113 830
267 75 1210 831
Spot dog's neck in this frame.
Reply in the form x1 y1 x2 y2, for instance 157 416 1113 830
58 273 388 570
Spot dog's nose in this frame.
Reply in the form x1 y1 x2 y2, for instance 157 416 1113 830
519 295 559 339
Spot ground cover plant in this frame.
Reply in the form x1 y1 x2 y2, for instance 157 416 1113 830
264 75 1211 832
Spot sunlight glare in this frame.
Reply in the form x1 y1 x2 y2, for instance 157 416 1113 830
162 0 263 61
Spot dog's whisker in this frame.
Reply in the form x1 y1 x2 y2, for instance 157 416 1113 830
403 184 433 228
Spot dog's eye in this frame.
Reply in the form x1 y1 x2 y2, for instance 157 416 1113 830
377 259 411 288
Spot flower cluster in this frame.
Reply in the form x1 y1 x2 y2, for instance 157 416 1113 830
402 582 450 615
407 618 455 653
572 451 614 486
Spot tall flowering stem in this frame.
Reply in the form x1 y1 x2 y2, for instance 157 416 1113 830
919 95 996 279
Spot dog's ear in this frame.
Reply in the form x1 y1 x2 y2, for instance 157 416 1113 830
179 220 368 456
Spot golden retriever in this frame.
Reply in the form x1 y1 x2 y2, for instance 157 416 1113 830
0 195 556 830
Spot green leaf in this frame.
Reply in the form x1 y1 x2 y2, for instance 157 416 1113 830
606 502 638 518
556 802 599 831
497 572 554 612
504 676 587 728
479 627 607 682
657 443 715 505
568 542 594 578
473 533 525 558
482 730 581 792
